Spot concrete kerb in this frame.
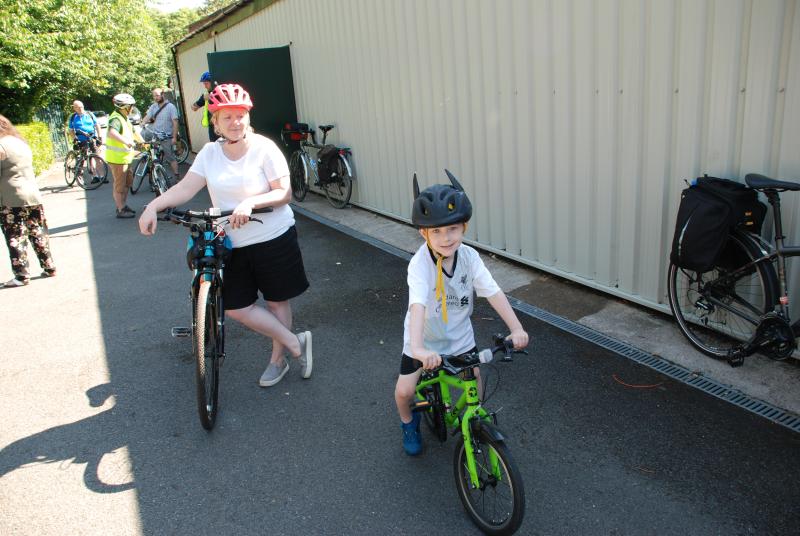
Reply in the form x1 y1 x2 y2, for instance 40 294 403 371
290 192 800 419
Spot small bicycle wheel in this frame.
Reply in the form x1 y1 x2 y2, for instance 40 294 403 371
668 230 779 359
418 383 447 442
64 151 78 186
323 155 353 208
130 155 149 194
151 164 171 196
76 154 106 190
194 279 221 430
174 137 190 164
454 428 525 535
289 151 308 201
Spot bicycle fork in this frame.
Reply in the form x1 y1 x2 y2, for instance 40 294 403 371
460 402 503 489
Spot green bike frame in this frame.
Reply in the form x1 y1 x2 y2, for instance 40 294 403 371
416 370 502 489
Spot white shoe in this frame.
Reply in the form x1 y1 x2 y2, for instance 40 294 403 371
298 331 313 379
259 359 289 387
2 278 29 287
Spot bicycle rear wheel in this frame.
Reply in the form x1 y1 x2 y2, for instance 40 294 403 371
194 279 221 430
64 151 78 186
130 154 149 194
418 383 447 442
174 137 189 164
454 427 525 535
668 230 779 359
151 164 172 196
289 150 308 201
323 155 353 208
76 154 106 190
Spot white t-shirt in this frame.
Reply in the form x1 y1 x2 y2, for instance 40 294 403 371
402 243 502 357
189 134 294 247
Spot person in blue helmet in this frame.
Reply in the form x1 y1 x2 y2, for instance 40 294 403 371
393 170 529 456
191 71 218 142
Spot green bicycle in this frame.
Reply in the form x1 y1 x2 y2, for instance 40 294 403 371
412 334 528 535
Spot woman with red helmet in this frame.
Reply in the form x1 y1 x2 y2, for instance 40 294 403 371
139 83 313 387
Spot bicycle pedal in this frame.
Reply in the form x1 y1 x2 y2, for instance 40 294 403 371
410 400 432 412
171 326 191 338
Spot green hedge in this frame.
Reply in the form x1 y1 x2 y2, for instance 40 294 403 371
17 122 54 176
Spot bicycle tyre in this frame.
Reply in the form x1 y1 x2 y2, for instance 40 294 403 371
76 155 106 190
64 151 78 186
175 137 190 164
194 279 220 430
454 427 525 535
289 150 308 202
419 383 447 442
152 164 171 196
130 155 149 194
323 155 353 209
668 230 779 359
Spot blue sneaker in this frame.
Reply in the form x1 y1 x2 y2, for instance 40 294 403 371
401 412 422 456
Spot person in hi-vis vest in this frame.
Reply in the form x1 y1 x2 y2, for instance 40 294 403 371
191 71 218 142
106 93 144 218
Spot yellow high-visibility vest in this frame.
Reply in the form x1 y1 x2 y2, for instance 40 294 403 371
105 111 135 165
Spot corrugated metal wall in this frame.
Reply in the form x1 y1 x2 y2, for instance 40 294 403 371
175 0 800 315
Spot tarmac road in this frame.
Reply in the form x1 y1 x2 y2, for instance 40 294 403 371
1 165 799 535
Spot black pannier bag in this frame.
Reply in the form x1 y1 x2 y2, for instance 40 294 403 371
316 144 339 184
670 176 767 272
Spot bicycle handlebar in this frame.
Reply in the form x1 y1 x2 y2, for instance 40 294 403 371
164 206 273 227
436 334 529 375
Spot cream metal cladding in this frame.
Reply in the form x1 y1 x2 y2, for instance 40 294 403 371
175 41 216 150
175 0 800 316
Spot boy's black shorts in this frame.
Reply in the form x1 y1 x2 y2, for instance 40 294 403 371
399 347 478 375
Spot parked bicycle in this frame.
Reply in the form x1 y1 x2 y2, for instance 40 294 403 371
668 173 800 366
141 124 190 164
64 131 108 190
281 122 354 208
412 334 528 535
166 206 272 430
130 135 174 197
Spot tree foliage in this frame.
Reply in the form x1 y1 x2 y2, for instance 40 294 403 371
0 0 227 123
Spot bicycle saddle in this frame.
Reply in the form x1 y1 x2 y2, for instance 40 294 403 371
319 125 334 133
745 173 800 191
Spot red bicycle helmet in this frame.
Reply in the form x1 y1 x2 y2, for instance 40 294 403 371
207 83 253 113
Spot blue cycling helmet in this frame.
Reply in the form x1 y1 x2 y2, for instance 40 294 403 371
199 71 212 82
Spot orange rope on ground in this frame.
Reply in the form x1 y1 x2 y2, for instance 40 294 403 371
612 374 663 389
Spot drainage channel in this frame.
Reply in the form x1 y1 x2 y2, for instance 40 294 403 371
295 205 800 434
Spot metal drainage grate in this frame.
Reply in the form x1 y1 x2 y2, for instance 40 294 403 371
295 205 800 435
507 297 800 434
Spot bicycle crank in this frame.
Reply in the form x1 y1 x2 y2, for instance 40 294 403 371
755 313 796 360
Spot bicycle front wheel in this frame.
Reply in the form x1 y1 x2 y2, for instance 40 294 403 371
151 164 172 196
323 155 353 208
174 137 190 164
64 151 78 186
289 150 308 201
194 279 221 430
668 230 779 359
76 154 106 190
454 428 525 535
130 155 149 194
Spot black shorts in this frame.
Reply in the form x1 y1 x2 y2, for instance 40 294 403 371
399 347 477 375
223 226 309 310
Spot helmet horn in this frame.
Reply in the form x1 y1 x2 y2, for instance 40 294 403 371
413 173 420 199
444 169 464 191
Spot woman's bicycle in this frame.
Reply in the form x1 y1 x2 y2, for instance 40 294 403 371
166 206 272 430
64 132 108 190
280 122 354 208
130 139 173 197
412 334 528 535
668 173 800 366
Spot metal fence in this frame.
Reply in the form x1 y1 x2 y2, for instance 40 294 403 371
33 104 69 159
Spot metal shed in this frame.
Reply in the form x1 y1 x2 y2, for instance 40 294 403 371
173 0 800 317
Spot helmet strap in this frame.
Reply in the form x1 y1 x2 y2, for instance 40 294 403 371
422 230 448 324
